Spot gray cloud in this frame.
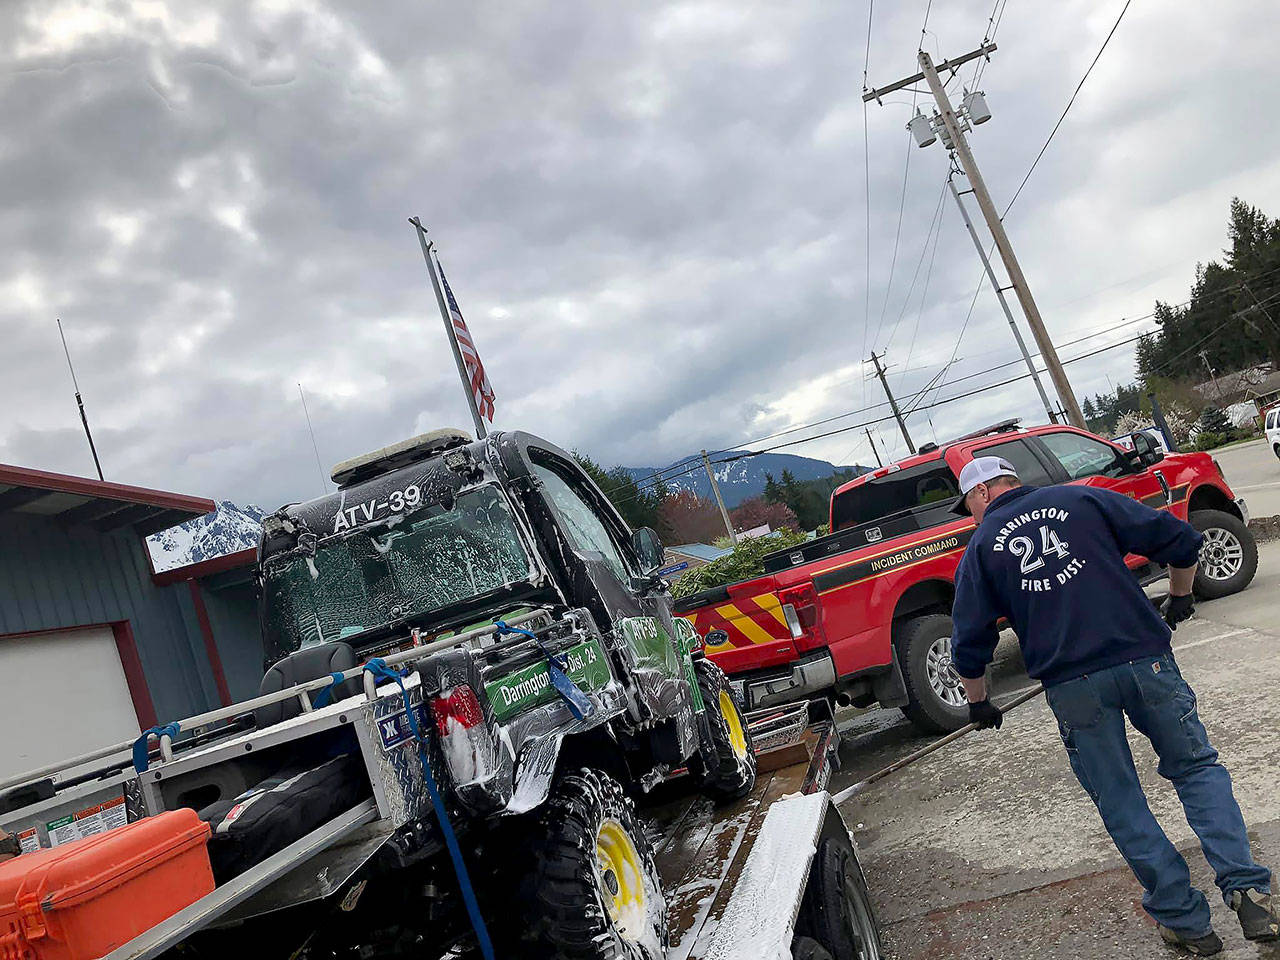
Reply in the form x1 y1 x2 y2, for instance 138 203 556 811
3 0 1278 509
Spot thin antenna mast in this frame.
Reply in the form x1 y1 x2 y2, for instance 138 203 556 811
297 383 328 494
56 319 104 481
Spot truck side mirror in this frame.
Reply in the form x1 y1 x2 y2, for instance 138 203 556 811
1131 431 1165 467
631 527 664 577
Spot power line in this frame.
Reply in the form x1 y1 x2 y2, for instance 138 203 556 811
884 177 949 353
617 326 1158 508
1002 0 1133 216
972 0 1007 87
629 261 1280 494
901 185 948 371
859 0 876 420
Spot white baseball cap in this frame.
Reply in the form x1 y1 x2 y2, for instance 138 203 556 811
952 456 1019 515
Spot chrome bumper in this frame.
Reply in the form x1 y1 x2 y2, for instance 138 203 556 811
732 652 837 711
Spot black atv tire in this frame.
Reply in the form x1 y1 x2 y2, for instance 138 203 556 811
795 836 883 960
525 767 667 960
693 658 756 803
1189 509 1257 600
791 936 835 960
897 614 970 734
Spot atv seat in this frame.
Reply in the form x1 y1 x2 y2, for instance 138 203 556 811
256 641 362 728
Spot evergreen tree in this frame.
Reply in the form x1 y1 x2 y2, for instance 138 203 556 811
1199 406 1231 436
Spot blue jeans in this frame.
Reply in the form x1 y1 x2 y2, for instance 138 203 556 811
1046 653 1271 936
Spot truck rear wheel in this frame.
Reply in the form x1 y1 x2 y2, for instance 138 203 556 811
1189 509 1257 600
794 835 883 959
694 658 756 803
526 767 667 960
896 614 969 734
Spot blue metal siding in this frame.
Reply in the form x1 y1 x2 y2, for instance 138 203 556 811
202 583 265 702
0 512 222 723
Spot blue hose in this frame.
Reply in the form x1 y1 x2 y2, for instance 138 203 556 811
362 659 496 960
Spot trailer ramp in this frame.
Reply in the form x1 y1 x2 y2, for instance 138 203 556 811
647 716 844 960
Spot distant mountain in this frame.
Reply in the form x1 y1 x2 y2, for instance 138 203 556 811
624 451 869 508
147 500 266 572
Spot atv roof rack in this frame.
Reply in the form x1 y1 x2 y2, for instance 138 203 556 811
917 417 1022 454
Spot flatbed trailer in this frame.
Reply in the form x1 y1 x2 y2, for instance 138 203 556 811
1 650 879 960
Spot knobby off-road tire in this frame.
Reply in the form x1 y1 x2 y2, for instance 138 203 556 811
693 658 756 803
794 836 884 960
525 767 668 960
896 614 970 734
1189 509 1257 600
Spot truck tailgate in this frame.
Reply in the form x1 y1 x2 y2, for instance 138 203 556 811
677 580 798 673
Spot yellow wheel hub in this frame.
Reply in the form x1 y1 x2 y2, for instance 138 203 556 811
719 690 748 760
595 818 646 939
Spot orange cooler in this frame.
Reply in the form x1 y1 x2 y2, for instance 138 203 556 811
0 809 214 960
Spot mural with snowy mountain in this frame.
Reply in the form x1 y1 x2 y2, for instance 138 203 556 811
147 501 267 572
145 452 864 571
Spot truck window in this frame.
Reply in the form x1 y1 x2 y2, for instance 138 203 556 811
831 462 959 532
1038 431 1126 480
971 439 1054 487
532 460 632 583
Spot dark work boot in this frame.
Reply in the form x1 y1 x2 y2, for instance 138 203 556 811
1158 925 1223 956
1230 889 1280 942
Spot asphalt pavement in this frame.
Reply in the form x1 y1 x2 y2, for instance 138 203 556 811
832 539 1280 959
1213 438 1280 519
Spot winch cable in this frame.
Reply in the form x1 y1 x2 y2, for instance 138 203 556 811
362 658 496 960
831 683 1045 804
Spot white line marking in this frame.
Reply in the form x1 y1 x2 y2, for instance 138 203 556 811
1172 627 1250 653
994 628 1251 704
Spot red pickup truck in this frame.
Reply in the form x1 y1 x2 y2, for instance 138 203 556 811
674 419 1256 733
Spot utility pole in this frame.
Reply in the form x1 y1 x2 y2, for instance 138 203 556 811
701 450 737 545
1199 350 1221 402
867 351 915 454
865 428 884 467
56 319 104 481
947 175 1057 424
865 45 1087 429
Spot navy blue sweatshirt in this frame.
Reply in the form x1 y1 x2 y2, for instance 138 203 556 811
951 484 1203 687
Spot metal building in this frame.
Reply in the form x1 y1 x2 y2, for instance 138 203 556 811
0 464 262 782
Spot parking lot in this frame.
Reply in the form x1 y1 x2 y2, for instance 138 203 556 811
832 538 1280 959
1216 439 1280 519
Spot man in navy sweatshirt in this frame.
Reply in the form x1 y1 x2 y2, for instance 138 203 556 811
951 456 1276 955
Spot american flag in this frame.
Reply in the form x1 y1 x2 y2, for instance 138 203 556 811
438 261 496 423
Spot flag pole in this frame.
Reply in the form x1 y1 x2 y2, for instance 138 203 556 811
57 318 105 481
409 217 487 439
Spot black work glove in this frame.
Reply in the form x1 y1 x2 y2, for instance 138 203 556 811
968 699 1003 730
1161 593 1195 630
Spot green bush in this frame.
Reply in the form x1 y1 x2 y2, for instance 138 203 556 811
1191 431 1229 451
669 529 810 600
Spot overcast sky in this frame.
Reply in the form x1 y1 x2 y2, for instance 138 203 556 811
3 0 1278 510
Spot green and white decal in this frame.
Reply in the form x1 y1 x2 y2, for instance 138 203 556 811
672 618 706 712
618 617 682 678
485 638 612 723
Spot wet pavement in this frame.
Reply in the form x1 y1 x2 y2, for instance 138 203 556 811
832 541 1280 959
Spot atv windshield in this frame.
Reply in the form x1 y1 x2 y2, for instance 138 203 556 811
262 484 536 650
831 462 960 532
